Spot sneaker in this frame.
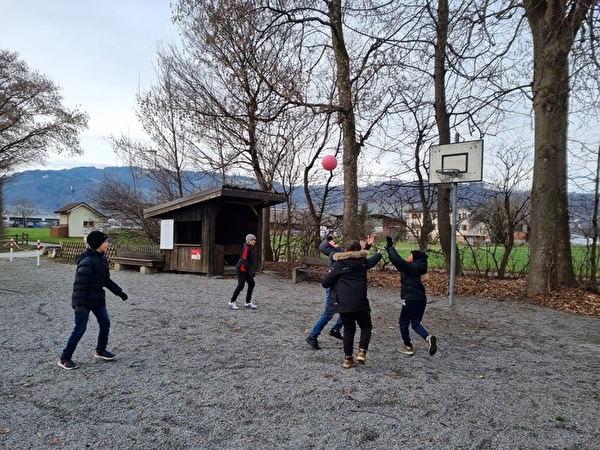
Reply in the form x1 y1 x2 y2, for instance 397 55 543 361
244 302 257 309
342 357 357 368
399 344 415 356
329 329 343 340
228 302 239 310
356 349 367 364
426 335 438 356
306 336 320 350
57 359 79 370
94 350 116 361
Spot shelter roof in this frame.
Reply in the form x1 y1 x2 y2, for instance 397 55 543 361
144 185 287 219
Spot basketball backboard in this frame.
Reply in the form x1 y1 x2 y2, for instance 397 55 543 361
428 140 483 184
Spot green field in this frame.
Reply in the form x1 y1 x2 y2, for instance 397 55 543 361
392 241 597 277
1 227 154 247
2 227 82 246
3 227 597 277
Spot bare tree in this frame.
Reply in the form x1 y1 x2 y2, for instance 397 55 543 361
569 143 600 291
490 150 532 278
110 53 209 204
427 0 532 275
164 0 301 260
470 143 532 278
0 50 88 174
90 176 160 243
522 0 596 294
12 198 37 228
591 146 599 292
0 49 88 235
264 0 410 240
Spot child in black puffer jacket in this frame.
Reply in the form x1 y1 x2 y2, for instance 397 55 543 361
385 236 437 356
58 231 128 370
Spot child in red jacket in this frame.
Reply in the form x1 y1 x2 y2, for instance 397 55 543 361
229 234 258 310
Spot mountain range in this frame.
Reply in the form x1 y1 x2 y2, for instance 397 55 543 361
4 166 341 217
3 167 593 230
2 166 450 217
3 166 244 216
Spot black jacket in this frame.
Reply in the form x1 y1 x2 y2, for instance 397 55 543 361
318 238 340 265
322 250 382 313
386 247 428 304
235 243 255 276
71 249 124 309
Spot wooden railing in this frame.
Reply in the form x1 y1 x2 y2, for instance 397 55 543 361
58 242 161 262
0 233 30 248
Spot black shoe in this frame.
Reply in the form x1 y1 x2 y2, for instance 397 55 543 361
94 350 116 361
329 329 343 340
306 336 320 350
57 359 79 370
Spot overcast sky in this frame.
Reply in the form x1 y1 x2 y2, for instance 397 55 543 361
1 1 176 170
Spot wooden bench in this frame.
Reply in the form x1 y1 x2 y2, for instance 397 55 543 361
112 251 165 274
292 256 330 283
42 245 62 258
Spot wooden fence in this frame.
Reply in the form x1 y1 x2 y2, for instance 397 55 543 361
0 233 30 248
58 242 161 263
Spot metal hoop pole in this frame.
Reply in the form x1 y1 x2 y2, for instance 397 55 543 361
449 181 458 306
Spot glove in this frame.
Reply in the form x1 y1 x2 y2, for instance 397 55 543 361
385 236 394 249
119 292 128 301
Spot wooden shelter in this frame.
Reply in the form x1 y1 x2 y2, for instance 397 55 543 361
144 186 287 275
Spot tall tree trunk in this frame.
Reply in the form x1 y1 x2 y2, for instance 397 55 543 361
497 232 514 279
0 178 4 237
590 146 599 292
262 208 273 262
433 0 461 275
524 0 585 294
329 0 360 241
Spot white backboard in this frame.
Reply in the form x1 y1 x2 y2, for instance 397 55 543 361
429 140 483 184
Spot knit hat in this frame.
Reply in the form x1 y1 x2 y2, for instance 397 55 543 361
411 250 428 261
86 231 108 249
246 234 257 243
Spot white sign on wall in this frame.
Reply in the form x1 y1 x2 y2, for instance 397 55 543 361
160 219 174 250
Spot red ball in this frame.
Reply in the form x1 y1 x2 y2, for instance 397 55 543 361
321 155 338 171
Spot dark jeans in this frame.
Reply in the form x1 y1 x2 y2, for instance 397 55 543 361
231 271 255 303
308 288 343 339
399 300 428 345
60 305 111 361
340 310 372 357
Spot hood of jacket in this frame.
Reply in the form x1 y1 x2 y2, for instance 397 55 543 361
332 249 369 261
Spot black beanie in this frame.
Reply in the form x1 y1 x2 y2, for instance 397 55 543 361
411 250 428 261
86 231 108 249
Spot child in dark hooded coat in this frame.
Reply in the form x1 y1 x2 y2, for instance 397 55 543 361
385 236 437 356
322 240 382 368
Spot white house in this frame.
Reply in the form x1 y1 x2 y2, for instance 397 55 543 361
407 207 488 244
53 202 107 238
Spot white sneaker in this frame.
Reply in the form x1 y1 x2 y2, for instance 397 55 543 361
228 302 239 310
244 302 257 309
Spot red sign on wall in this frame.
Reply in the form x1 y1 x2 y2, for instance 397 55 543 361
191 248 202 260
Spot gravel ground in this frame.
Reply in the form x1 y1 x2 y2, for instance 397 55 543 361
1 256 599 449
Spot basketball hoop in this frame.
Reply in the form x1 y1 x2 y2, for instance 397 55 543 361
435 168 462 183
